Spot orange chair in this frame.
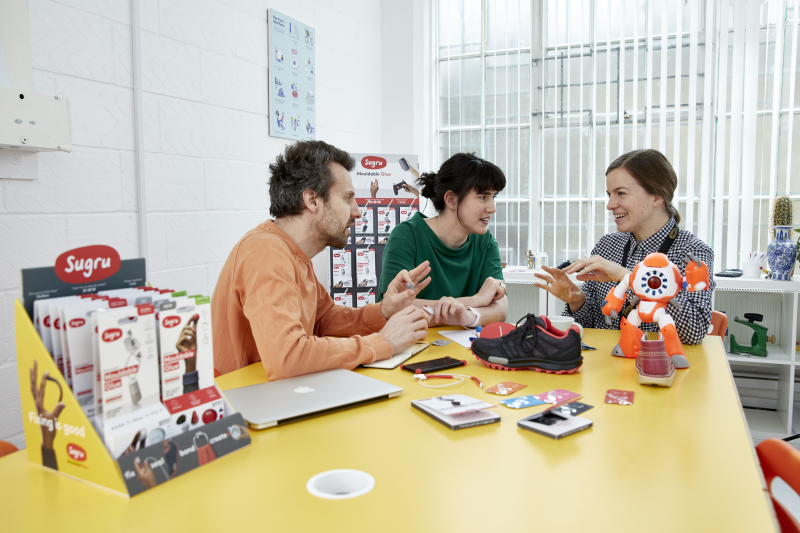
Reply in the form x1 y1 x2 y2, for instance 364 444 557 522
709 310 728 337
0 440 18 458
756 438 800 533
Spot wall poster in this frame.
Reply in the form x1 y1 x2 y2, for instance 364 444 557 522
268 9 316 140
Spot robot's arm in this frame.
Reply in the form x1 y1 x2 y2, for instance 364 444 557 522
601 273 631 320
684 253 710 292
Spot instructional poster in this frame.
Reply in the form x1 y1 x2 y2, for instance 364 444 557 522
332 249 352 288
333 292 352 307
356 291 376 308
268 9 316 140
355 205 373 239
400 206 417 223
377 207 396 235
356 248 377 288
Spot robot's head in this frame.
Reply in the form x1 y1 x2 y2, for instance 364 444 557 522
631 253 682 302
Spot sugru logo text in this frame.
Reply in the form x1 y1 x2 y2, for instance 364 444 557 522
64 255 111 278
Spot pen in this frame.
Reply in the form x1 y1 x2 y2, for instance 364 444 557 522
469 326 483 342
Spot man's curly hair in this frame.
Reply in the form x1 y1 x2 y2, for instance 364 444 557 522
268 141 355 217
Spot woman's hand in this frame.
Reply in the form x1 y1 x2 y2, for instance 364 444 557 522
431 297 475 327
470 277 506 308
534 266 586 310
563 255 630 283
369 179 379 198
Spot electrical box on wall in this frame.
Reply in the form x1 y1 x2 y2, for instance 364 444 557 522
0 86 72 152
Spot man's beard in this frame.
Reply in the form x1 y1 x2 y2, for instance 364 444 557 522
316 206 354 249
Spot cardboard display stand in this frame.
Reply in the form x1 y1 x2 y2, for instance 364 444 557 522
15 248 250 497
331 197 418 306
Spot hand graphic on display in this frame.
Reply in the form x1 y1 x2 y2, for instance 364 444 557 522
403 166 421 197
400 183 420 198
122 429 146 456
229 424 250 441
163 440 179 478
176 314 199 373
29 360 65 452
370 179 379 198
134 457 156 489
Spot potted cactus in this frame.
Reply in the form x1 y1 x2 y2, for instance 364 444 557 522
767 195 796 280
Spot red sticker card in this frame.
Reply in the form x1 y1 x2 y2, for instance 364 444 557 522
534 389 580 404
605 389 634 405
486 381 527 396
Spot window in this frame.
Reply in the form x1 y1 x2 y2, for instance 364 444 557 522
436 0 800 270
437 0 532 266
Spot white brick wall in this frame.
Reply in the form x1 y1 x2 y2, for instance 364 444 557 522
0 0 418 449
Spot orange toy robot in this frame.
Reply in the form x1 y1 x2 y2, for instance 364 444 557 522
601 252 710 369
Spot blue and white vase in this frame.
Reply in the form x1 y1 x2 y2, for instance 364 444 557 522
767 225 796 281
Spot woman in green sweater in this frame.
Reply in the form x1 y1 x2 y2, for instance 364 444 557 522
378 153 508 328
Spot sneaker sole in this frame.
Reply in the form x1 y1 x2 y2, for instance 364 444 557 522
637 369 676 387
474 354 583 374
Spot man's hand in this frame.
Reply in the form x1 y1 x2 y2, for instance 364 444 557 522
379 307 429 356
469 277 506 308
370 179 379 198
380 261 432 319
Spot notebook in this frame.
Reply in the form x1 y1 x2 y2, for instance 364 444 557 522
362 342 429 369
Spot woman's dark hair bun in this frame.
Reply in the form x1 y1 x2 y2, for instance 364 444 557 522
415 153 506 214
418 172 437 199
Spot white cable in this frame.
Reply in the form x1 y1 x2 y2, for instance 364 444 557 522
414 374 472 388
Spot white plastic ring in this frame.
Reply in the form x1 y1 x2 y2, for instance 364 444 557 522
306 469 375 500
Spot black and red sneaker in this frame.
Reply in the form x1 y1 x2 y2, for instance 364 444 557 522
471 315 583 374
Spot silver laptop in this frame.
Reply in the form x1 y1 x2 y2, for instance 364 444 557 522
222 369 402 429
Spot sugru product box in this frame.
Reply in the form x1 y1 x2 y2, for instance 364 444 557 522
62 297 127 419
517 411 593 440
164 385 225 437
96 303 160 421
104 403 171 460
158 298 213 401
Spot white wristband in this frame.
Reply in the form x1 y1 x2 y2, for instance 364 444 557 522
466 307 481 328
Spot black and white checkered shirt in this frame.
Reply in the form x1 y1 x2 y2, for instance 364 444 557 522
563 218 715 345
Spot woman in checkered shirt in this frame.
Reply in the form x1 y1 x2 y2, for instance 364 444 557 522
534 149 714 347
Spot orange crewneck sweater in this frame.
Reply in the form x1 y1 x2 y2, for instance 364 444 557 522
212 220 392 379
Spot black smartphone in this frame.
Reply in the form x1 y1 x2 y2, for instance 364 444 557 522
402 356 465 374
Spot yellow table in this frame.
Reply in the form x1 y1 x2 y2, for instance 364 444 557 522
0 328 778 531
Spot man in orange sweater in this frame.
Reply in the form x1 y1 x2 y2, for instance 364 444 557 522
212 141 432 379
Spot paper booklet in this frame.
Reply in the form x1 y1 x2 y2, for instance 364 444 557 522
412 400 500 431
413 395 495 417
